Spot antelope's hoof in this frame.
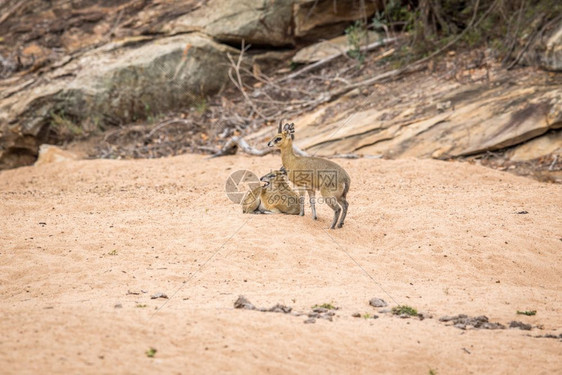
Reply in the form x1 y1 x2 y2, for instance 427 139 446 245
313 216 318 221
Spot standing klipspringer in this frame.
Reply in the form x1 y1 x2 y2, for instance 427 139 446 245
267 122 350 229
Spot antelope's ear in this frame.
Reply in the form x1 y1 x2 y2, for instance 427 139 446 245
283 123 294 140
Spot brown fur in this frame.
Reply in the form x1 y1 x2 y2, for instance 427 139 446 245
242 169 300 215
267 122 351 229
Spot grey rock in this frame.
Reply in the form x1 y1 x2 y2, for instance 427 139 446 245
541 24 562 71
441 314 505 330
0 34 237 169
417 313 432 320
369 298 388 308
312 307 329 313
150 292 168 299
509 321 532 330
165 0 380 47
234 295 256 310
265 304 293 314
164 0 294 46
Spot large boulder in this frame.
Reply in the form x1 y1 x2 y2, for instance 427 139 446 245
0 0 202 79
293 0 378 42
164 0 294 46
541 23 562 71
291 83 562 159
164 0 379 46
0 33 237 169
507 131 562 161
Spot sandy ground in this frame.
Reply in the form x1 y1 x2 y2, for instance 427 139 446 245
1 154 561 374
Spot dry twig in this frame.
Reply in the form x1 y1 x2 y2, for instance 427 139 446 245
227 41 268 121
278 37 399 83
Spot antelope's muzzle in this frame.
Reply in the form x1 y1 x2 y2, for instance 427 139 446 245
259 175 270 187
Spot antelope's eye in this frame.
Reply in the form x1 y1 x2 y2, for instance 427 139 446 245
275 137 281 142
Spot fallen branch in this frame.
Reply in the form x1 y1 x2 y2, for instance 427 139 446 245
312 63 427 109
328 154 361 159
208 136 309 158
549 155 558 171
145 118 191 139
0 0 25 26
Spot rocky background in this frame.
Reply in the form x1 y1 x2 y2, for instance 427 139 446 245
0 0 561 181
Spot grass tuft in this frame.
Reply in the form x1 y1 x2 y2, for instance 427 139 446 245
391 305 418 316
516 310 536 316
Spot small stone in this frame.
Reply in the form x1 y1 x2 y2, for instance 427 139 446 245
509 321 532 330
268 304 292 313
475 315 489 324
304 318 316 324
114 303 122 309
352 312 361 318
150 292 168 299
369 298 387 308
312 307 329 313
234 295 255 310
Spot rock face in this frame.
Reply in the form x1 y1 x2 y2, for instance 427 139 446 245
0 0 203 78
164 0 294 46
0 0 559 172
274 77 562 161
0 0 382 169
293 0 379 42
0 34 237 169
246 69 561 183
165 0 379 46
542 24 562 71
508 131 562 161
